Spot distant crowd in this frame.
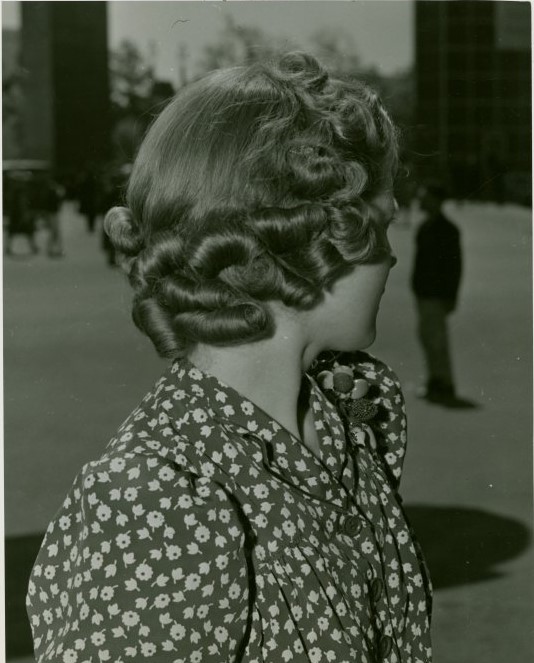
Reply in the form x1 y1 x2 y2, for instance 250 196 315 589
2 161 131 265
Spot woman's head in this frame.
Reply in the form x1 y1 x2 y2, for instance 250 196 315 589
105 52 399 358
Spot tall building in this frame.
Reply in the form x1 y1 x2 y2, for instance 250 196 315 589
415 1 531 202
20 1 110 180
2 28 20 77
2 28 23 158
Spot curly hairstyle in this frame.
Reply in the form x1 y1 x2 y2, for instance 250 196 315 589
104 52 399 358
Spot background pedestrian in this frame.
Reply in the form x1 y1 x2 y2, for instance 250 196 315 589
411 182 475 407
4 170 39 256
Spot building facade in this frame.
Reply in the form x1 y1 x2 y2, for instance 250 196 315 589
415 1 531 203
20 2 110 181
2 28 23 158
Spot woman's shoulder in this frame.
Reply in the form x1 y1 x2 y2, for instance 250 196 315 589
98 369 188 461
94 361 251 490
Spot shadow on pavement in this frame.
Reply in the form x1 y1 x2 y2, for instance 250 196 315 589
5 532 43 659
405 504 531 589
5 506 531 658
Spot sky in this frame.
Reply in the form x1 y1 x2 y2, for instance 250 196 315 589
2 1 414 84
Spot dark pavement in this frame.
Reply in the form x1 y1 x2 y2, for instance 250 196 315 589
4 201 533 662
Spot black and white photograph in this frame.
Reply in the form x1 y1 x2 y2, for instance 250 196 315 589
2 1 532 662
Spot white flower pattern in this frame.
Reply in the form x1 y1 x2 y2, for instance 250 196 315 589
27 351 432 662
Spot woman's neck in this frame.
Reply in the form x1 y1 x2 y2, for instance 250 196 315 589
188 312 320 441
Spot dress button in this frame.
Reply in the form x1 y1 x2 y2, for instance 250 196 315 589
341 515 361 536
370 577 383 602
377 634 393 659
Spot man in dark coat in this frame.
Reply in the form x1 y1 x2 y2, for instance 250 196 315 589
411 183 466 405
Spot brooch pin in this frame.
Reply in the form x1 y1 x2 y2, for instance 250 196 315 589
316 364 378 424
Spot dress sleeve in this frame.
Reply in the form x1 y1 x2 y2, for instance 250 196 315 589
27 453 253 663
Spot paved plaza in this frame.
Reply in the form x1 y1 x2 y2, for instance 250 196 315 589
4 200 533 662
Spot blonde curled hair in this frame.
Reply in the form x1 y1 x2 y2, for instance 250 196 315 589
104 52 399 358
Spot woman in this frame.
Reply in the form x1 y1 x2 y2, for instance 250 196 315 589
27 52 432 663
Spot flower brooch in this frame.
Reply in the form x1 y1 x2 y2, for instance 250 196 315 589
317 364 378 424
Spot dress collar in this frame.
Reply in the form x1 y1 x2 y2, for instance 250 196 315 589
164 356 354 508
169 355 286 442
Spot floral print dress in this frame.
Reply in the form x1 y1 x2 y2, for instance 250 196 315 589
27 351 432 663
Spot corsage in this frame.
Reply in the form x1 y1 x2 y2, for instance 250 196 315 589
316 363 378 425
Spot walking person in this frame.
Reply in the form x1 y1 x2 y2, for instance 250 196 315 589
40 176 65 258
4 170 39 256
411 183 474 407
27 52 433 663
78 167 101 234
